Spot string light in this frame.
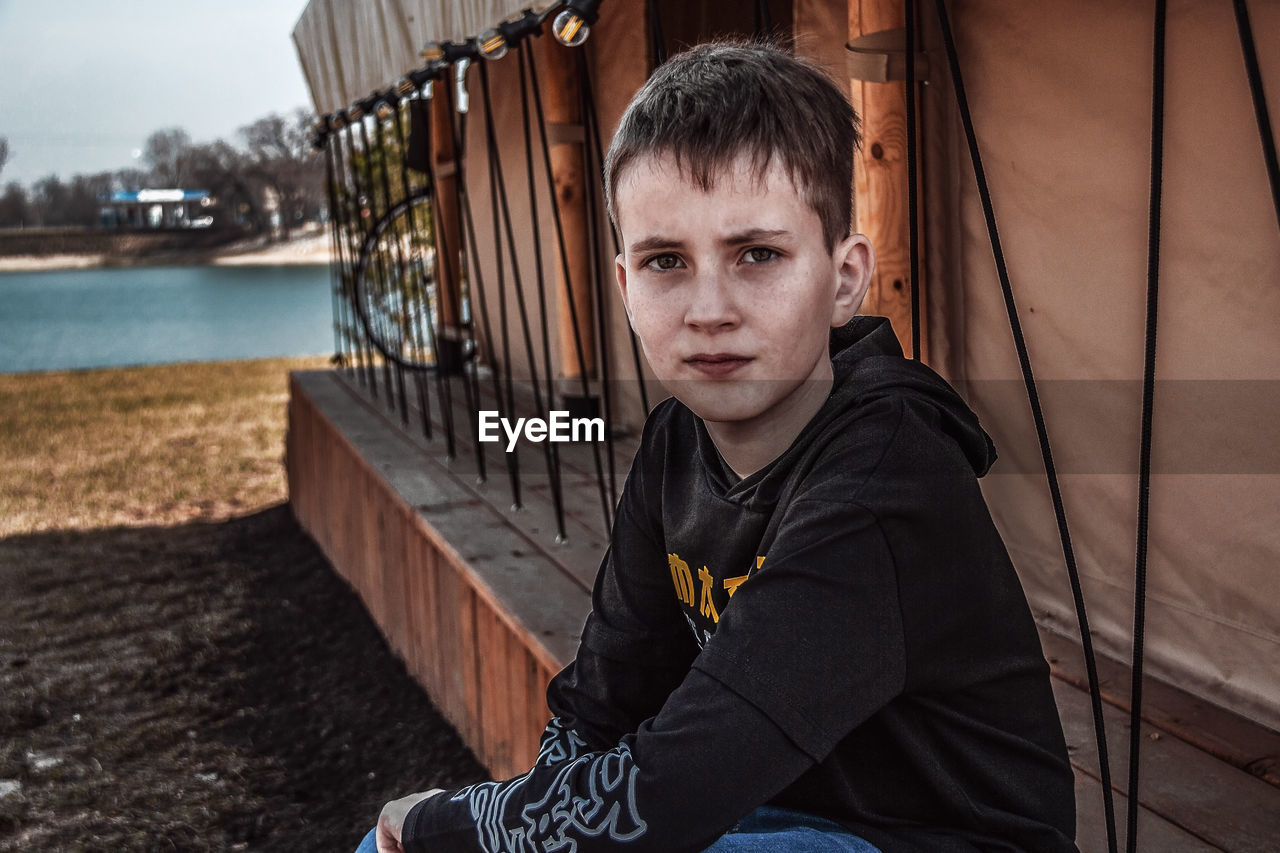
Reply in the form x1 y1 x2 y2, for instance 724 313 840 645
345 4 600 122
552 0 602 47
477 27 508 61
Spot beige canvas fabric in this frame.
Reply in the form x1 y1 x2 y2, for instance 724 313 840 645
913 0 1280 730
292 0 533 113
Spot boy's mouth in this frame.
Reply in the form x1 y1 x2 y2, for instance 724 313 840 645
684 353 753 377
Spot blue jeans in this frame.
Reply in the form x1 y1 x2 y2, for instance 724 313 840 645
701 806 881 852
354 806 880 852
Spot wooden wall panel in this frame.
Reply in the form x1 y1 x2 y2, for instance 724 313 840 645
288 372 578 779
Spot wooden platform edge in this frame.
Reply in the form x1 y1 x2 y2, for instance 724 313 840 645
286 369 590 779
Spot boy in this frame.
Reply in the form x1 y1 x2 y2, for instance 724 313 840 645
369 41 1077 853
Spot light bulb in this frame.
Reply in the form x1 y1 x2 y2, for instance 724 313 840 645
420 41 444 62
477 27 508 61
553 9 590 47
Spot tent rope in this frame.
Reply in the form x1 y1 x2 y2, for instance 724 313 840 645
515 44 570 540
929 2 1120 850
523 44 616 531
387 100 438 440
1127 4 1166 850
1232 0 1280 232
904 0 921 361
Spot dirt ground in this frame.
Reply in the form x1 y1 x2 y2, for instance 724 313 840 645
0 359 489 851
0 506 490 851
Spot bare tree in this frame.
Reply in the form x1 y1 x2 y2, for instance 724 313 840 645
185 139 266 233
0 182 28 228
239 109 324 238
143 128 193 186
0 137 8 181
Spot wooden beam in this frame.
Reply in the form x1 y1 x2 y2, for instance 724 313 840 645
536 38 597 390
848 0 927 360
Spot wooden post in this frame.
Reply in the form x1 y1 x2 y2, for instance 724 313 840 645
848 0 926 360
536 38 597 398
431 85 467 372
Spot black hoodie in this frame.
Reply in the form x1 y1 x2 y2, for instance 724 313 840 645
405 316 1077 853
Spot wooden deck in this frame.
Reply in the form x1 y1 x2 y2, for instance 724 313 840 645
286 367 1280 851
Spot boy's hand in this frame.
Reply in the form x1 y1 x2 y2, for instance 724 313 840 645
376 789 444 852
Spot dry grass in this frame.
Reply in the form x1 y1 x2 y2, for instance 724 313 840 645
0 356 331 537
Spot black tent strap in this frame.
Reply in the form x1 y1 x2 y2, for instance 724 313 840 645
337 120 381 396
905 0 921 361
1128 2 1166 851
516 46 571 540
387 102 440 442
523 44 616 532
1232 0 1280 232
371 112 414 426
321 139 352 370
647 0 667 66
577 51 623 510
928 2 1121 850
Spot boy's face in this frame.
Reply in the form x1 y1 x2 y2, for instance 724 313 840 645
614 151 872 430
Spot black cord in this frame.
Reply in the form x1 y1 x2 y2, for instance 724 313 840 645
1128 2 1166 850
930 3 1119 850
320 135 352 372
577 52 622 514
483 58 558 510
423 87 463 461
753 0 772 41
525 45 615 533
338 120 379 395
518 45 570 541
1232 0 1280 232
356 115 401 409
372 111 412 426
647 0 667 66
388 101 437 441
905 0 921 361
448 92 506 483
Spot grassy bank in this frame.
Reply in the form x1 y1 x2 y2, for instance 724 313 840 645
0 357 330 537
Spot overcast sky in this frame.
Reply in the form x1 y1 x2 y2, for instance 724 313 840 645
0 0 316 187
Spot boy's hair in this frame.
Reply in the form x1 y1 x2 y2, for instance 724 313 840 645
604 40 861 253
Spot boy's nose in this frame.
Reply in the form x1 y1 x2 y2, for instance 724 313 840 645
683 270 740 331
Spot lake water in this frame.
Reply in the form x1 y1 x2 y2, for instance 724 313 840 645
0 264 335 373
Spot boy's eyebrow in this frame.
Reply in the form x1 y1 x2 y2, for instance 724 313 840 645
628 228 791 255
721 228 791 245
629 235 684 254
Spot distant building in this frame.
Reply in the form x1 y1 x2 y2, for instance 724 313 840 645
101 189 214 229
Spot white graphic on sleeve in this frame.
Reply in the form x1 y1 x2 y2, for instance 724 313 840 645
536 717 589 766
456 742 648 852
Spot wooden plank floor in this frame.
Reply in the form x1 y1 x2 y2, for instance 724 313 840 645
302 365 1280 852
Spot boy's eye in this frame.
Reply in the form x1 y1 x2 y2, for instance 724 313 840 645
644 254 685 271
742 247 778 264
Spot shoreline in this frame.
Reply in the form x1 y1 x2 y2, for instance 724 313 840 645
0 228 334 273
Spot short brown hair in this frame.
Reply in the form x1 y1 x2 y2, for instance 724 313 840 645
604 40 861 252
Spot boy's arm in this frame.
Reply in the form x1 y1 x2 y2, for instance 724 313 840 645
401 498 909 853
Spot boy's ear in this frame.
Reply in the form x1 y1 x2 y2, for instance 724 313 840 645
614 254 634 329
831 233 874 327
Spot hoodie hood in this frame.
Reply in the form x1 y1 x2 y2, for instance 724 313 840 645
828 316 997 477
694 316 997 506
